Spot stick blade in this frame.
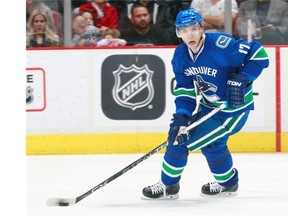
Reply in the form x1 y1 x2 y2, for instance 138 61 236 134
46 198 76 207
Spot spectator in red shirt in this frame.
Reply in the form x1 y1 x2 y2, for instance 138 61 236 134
79 0 118 32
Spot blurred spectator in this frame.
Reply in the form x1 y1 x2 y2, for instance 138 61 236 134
236 0 246 7
108 0 134 12
26 0 57 33
41 0 63 13
116 0 178 44
26 9 60 47
72 14 101 47
191 0 239 32
237 0 288 44
163 0 192 19
96 28 127 46
72 15 87 46
80 10 95 26
72 0 87 10
108 0 134 31
51 10 63 42
120 4 172 45
78 0 118 31
79 25 102 46
41 0 63 42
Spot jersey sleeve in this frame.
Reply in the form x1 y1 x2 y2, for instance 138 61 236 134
225 39 269 81
239 42 269 81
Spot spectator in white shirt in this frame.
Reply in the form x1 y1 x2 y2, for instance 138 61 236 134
191 0 239 32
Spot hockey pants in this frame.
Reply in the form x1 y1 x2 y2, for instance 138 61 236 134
161 111 249 187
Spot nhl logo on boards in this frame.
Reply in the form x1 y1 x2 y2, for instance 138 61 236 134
26 68 46 112
26 86 34 104
112 64 154 111
101 54 165 120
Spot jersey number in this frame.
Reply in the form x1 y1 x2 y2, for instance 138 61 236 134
238 44 250 54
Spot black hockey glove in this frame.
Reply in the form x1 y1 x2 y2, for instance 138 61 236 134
226 73 251 108
168 113 193 145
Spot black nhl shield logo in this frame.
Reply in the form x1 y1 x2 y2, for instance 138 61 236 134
102 55 165 120
112 64 154 111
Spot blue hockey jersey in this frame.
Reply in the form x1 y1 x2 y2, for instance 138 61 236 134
171 33 269 119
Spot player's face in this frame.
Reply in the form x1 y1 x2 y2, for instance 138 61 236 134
177 24 204 50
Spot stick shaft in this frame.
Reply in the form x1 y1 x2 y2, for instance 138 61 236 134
51 103 226 205
75 141 167 203
185 103 227 132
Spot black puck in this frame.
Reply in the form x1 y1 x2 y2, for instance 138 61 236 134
59 202 69 206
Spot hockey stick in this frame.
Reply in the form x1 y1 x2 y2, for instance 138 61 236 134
46 102 227 207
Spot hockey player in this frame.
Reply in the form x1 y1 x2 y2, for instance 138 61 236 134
142 8 269 199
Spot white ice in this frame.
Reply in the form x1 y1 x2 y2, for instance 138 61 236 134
27 153 288 216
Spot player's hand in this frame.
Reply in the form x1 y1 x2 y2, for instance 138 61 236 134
174 126 189 145
226 73 250 108
168 113 193 145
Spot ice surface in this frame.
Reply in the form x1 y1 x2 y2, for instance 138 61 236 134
27 153 288 216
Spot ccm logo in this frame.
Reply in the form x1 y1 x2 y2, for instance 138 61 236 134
227 80 242 87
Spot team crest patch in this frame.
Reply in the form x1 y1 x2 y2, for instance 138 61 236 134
216 35 231 49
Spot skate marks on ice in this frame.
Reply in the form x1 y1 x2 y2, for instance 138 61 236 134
27 153 288 216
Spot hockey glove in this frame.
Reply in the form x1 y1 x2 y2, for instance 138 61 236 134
168 113 193 145
226 73 251 108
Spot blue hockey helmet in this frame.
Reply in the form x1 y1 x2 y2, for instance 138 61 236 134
175 8 204 28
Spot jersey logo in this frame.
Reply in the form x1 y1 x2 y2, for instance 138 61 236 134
216 35 232 49
196 75 220 103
